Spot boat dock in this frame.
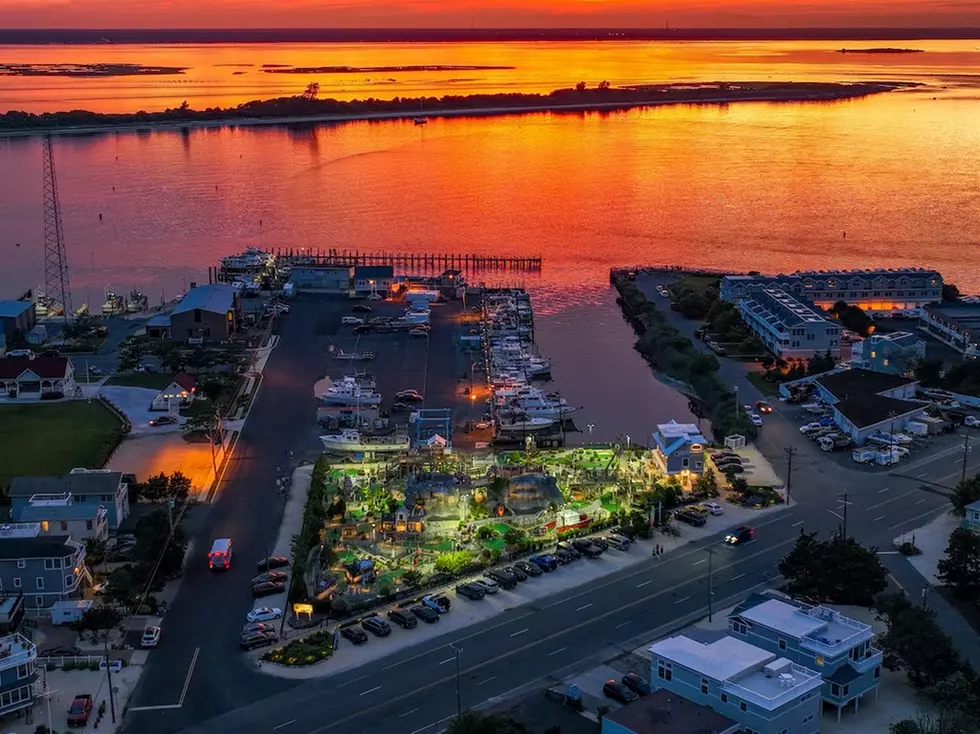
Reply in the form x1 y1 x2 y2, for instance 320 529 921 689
276 249 542 273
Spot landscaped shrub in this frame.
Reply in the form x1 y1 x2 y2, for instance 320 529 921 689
263 630 333 667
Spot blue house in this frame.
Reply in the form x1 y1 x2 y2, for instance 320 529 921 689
962 500 980 533
729 596 882 722
649 634 822 734
9 469 129 532
0 632 38 718
652 420 706 481
353 266 395 296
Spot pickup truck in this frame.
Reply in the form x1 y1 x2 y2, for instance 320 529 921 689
67 694 93 727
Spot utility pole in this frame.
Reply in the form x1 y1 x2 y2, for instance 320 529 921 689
451 643 462 718
707 548 715 622
784 446 797 505
103 634 117 723
836 492 850 539
963 433 970 485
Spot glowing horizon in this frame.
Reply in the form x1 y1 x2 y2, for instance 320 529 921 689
0 0 976 31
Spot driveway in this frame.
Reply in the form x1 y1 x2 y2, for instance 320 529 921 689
100 385 184 434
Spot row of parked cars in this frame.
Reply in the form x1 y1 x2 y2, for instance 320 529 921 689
456 536 631 600
342 594 454 644
708 449 747 476
674 501 724 527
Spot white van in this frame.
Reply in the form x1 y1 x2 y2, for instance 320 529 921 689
607 534 631 551
208 538 233 570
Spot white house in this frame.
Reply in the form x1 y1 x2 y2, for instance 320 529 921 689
151 372 197 411
0 355 75 398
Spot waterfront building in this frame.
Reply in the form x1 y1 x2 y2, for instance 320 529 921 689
11 492 109 543
150 372 197 411
288 265 353 293
601 689 739 734
649 634 822 734
0 632 38 718
729 595 882 722
721 268 943 312
353 266 395 297
0 355 75 399
9 469 130 531
0 301 36 351
962 500 980 534
736 287 841 359
652 420 706 481
0 524 89 613
152 282 240 343
855 332 925 375
813 369 925 445
920 303 980 357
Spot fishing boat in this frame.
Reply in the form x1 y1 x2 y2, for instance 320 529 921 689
101 288 126 316
320 429 411 453
126 289 148 313
321 377 382 407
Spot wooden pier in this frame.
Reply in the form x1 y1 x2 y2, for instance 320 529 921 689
275 248 542 273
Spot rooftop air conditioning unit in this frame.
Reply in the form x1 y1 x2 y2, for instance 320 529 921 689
764 659 793 677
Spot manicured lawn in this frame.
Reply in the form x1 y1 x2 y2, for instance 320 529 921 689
745 371 783 397
105 373 175 389
422 539 454 552
672 275 720 296
482 537 507 552
491 523 513 535
0 401 124 490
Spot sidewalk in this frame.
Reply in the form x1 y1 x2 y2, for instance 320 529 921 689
254 500 790 680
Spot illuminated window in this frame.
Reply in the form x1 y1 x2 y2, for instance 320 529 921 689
40 521 49 532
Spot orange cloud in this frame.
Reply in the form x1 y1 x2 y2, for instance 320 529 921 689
0 0 976 28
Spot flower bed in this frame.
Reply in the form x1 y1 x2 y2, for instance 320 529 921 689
263 630 333 667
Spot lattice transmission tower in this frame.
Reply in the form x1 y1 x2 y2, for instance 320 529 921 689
42 135 72 320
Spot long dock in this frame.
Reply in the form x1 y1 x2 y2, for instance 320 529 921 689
276 248 541 272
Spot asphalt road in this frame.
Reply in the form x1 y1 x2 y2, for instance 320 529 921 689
121 288 980 734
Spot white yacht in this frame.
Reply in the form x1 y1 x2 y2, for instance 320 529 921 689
321 377 382 407
496 413 555 433
511 394 576 420
321 429 411 453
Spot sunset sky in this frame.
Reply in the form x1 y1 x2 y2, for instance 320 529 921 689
0 0 976 29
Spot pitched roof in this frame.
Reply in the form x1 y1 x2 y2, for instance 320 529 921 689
173 372 196 391
0 534 73 560
816 368 917 400
9 472 122 498
0 301 34 319
826 664 862 686
0 356 71 380
171 283 237 316
833 394 926 430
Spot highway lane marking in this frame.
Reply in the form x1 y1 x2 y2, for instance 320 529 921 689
438 657 455 665
874 516 886 522
916 472 928 478
674 596 692 604
337 675 369 687
477 677 496 685
616 621 631 628
510 628 529 637
438 715 456 723
399 708 420 718
730 574 745 582
915 499 927 505
299 538 801 734
887 505 947 531
273 721 296 730
792 520 804 527
878 487 892 493
637 580 653 588
549 646 568 656
576 603 594 611
865 489 918 512
178 646 199 706
360 686 382 696
956 458 964 463
692 559 707 566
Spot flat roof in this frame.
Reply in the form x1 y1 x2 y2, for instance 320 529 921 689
833 394 925 430
649 635 773 682
816 368 917 399
656 421 703 437
738 599 826 638
171 283 237 316
0 301 33 319
603 689 739 734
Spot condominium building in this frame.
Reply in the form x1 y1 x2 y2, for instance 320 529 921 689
0 633 38 718
730 595 883 721
649 634 822 734
920 303 980 357
9 468 130 531
0 524 89 612
721 268 943 312
856 331 926 375
737 287 841 359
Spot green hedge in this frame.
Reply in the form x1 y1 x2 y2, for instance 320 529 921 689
263 630 333 666
288 456 333 603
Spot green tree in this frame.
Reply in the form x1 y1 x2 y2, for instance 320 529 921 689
445 711 532 734
942 283 961 303
434 550 474 576
140 472 191 504
914 357 944 387
693 467 718 497
476 526 496 540
807 349 836 376
71 605 123 636
951 475 980 516
677 292 710 319
876 592 964 688
504 528 526 546
689 352 720 377
779 532 887 605
401 570 423 587
937 527 980 598
134 508 187 579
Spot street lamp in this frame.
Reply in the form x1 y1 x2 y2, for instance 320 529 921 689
450 643 462 718
587 423 595 439
626 434 631 449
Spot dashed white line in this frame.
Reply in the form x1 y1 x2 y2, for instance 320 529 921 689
877 487 892 494
337 675 369 687
637 580 653 588
438 657 455 665
549 646 568 656
616 621 631 629
360 686 382 696
916 472 928 478
399 708 420 718
273 721 296 731
411 725 435 734
731 573 745 582
693 559 707 566
674 596 692 604
874 515 886 522
792 520 805 527
510 628 529 638
437 715 456 724
477 677 496 685
915 499 927 505
576 603 593 611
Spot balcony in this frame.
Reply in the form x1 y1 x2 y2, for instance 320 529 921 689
850 645 883 674
0 633 37 670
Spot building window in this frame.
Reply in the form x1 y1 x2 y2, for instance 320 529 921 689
778 638 787 651
60 521 68 532
657 660 672 681
720 692 728 704
875 666 881 679
13 578 22 589
65 575 74 588
740 701 747 712
16 663 29 679
732 621 747 635
86 520 93 531
803 714 815 724
41 521 49 532
35 577 44 590
815 655 824 666
16 559 25 569
831 683 840 697
700 677 708 694
843 684 850 696
35 596 44 607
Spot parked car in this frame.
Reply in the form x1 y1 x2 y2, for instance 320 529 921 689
800 422 824 434
602 680 639 704
239 631 278 651
256 556 289 571
411 605 440 624
396 389 424 401
390 401 414 413
149 414 178 427
743 404 753 414
67 694 94 727
554 549 574 564
140 626 161 648
571 539 603 558
710 451 739 462
749 413 764 427
252 571 288 585
720 464 745 475
246 607 282 623
87 365 104 376
756 401 773 414
341 626 369 645
725 526 755 545
606 534 631 551
341 316 364 325
409 328 429 338
422 594 452 613
675 510 706 527
591 537 610 551
40 645 81 657
473 578 500 595
362 617 392 637
251 581 286 598
622 672 651 696
353 304 373 313
486 568 518 589
965 416 980 428
388 608 418 629
556 542 582 560
529 554 558 572
241 622 275 635
456 582 486 601
352 324 373 335
701 502 724 515
514 560 543 577
503 565 527 582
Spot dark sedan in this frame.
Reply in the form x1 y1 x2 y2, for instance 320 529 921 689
362 617 392 637
411 605 440 624
514 560 543 577
622 672 651 696
529 554 558 572
256 556 289 571
341 626 369 645
251 571 288 585
251 581 285 598
603 680 640 704
503 565 527 582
